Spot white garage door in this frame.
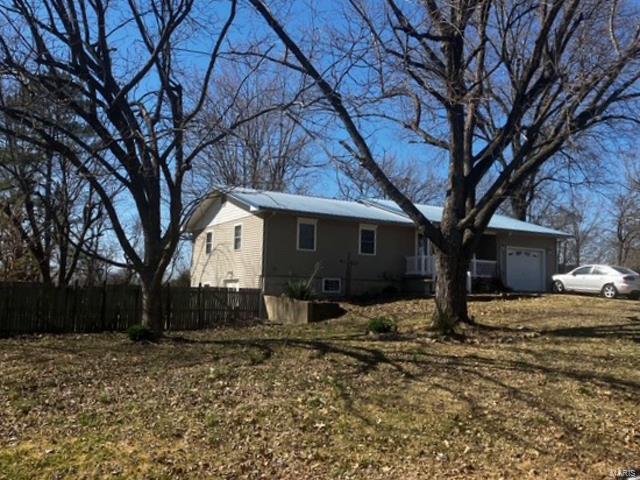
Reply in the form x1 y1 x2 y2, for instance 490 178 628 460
506 247 545 292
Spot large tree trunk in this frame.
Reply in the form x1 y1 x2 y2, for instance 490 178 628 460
431 249 471 334
140 278 163 336
510 185 529 221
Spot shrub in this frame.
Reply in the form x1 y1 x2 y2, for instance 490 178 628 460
284 262 321 300
367 316 397 334
127 324 154 342
284 280 315 301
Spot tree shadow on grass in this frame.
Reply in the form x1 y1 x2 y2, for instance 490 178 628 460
157 305 640 456
543 323 640 342
469 316 640 343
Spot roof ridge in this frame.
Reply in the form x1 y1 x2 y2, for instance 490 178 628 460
225 185 371 205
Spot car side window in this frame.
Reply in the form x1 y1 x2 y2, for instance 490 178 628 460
592 267 607 275
572 266 592 275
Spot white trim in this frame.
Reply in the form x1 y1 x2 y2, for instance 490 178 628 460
359 224 377 256
296 217 317 252
505 246 546 292
322 277 342 293
233 223 242 250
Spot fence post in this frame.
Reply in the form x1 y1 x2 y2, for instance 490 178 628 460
197 283 203 329
165 284 171 331
71 280 79 332
1 284 7 336
258 290 265 320
100 280 107 331
135 286 141 326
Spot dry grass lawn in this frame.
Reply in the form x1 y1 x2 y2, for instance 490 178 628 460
0 294 639 479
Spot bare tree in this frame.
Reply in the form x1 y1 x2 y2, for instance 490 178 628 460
192 65 320 194
336 155 444 204
610 194 640 265
544 194 602 267
0 85 107 285
0 0 278 335
607 166 640 266
248 0 640 333
504 142 609 221
0 203 39 282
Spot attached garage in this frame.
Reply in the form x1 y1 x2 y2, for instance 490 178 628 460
505 247 545 292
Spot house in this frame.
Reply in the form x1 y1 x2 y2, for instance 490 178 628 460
185 187 570 296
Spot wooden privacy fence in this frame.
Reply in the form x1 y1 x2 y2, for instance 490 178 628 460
0 283 263 336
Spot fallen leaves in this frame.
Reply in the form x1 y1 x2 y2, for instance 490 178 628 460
0 295 638 479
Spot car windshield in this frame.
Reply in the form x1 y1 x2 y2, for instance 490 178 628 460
611 266 637 275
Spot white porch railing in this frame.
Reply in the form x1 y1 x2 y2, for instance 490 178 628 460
405 255 497 278
405 255 436 276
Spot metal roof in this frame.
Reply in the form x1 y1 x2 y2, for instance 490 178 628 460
364 199 571 237
188 187 569 237
225 187 410 224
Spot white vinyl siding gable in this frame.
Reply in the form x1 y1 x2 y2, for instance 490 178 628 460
191 214 263 289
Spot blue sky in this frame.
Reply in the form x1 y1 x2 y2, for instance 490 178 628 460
14 0 634 274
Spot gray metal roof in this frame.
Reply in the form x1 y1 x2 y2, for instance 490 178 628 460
364 199 571 237
225 187 410 224
189 187 569 237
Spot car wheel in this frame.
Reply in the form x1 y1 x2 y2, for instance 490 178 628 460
552 280 565 293
601 283 618 299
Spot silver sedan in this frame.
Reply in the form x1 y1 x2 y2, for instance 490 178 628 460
552 265 640 299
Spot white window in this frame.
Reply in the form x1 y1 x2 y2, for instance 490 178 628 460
205 231 213 254
359 224 377 256
322 278 341 293
297 218 317 251
233 224 242 250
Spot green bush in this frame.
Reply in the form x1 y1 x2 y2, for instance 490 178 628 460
284 280 315 301
127 324 154 342
367 316 397 334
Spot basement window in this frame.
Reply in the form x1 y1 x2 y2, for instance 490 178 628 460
322 278 342 294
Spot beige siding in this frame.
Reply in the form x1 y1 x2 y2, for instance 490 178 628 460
496 232 558 291
262 213 414 295
191 202 263 289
